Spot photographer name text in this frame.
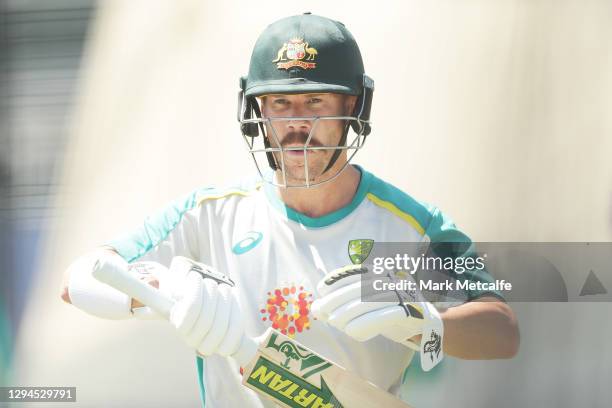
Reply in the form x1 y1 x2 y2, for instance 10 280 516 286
372 279 512 292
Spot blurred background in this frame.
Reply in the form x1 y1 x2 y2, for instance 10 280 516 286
1 0 611 407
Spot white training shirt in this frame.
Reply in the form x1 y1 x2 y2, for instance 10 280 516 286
108 165 500 407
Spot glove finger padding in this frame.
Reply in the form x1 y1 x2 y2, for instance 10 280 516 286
181 278 220 348
312 280 361 321
163 256 243 357
216 291 245 356
315 264 444 372
171 272 212 342
344 304 425 341
197 285 233 356
316 264 367 297
345 301 443 371
312 270 397 323
327 293 396 331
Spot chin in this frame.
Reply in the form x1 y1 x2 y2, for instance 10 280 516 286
282 172 324 186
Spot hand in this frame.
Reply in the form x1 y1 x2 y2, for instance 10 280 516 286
65 250 133 319
312 264 444 371
64 250 167 320
161 257 245 357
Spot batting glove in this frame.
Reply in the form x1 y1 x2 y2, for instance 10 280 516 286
311 264 444 371
161 257 245 357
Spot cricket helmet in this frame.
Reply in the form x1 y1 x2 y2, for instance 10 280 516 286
238 13 374 188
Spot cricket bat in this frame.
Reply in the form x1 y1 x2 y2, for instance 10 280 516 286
92 262 412 408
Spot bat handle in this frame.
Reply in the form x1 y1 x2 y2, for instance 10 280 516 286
91 258 174 318
232 334 258 367
92 258 264 367
232 328 273 368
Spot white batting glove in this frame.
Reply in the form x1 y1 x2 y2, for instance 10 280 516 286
311 264 444 371
162 257 245 357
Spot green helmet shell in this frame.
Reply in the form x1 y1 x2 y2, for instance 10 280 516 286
244 13 366 97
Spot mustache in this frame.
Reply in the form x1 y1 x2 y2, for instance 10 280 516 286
278 131 323 147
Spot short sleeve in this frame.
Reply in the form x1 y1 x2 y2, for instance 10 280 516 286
105 189 208 266
423 207 505 302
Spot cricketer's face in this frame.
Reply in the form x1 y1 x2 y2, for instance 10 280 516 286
260 93 357 186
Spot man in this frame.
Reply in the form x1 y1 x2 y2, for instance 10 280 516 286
61 13 519 407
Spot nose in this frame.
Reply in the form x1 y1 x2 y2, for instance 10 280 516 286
285 105 311 133
286 119 310 133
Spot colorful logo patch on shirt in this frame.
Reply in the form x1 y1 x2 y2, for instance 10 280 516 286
272 37 318 70
260 285 314 338
348 239 374 264
232 231 263 255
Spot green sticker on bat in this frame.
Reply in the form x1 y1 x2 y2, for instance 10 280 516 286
246 355 343 408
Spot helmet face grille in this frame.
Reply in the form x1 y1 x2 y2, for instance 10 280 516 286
240 114 369 189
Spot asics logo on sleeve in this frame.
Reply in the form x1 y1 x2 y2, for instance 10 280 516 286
232 231 264 255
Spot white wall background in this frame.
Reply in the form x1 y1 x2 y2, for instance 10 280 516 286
13 1 612 407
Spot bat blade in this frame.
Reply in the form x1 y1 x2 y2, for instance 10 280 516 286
242 329 412 408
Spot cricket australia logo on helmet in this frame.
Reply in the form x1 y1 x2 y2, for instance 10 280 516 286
272 38 318 70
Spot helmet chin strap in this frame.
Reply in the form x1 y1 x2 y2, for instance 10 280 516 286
251 98 280 171
322 122 350 174
323 92 368 174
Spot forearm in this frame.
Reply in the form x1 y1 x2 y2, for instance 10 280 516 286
440 296 519 359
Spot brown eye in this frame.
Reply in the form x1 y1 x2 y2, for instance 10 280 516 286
308 97 322 104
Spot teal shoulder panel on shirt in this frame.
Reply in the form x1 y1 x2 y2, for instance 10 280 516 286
107 178 262 263
366 172 436 236
424 209 506 301
366 174 505 301
365 172 472 245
